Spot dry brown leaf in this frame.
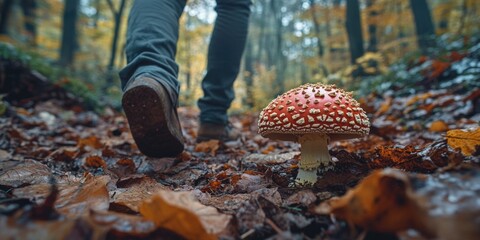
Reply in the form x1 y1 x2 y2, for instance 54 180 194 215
55 175 110 218
375 97 392 116
0 149 11 161
0 160 51 187
49 147 79 162
429 120 449 132
77 136 103 149
313 169 435 238
446 128 480 156
139 190 231 240
84 155 106 168
244 152 300 164
13 174 110 218
194 139 220 155
111 176 168 212
284 190 317 207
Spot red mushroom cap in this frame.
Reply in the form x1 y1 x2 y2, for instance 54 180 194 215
258 83 370 141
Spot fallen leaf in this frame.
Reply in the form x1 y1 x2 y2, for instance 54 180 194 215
139 190 231 239
0 149 12 161
313 169 435 238
0 160 51 187
13 175 111 218
375 97 393 116
0 217 85 240
446 128 480 156
84 155 106 168
194 140 220 155
244 152 300 164
284 190 317 207
77 136 103 149
111 176 168 213
411 168 480 240
195 191 251 214
55 175 110 218
429 120 449 132
371 145 438 172
234 173 268 193
48 147 79 162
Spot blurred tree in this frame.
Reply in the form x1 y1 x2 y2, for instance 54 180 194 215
20 0 37 46
271 0 286 95
309 0 324 57
345 0 364 63
59 0 80 66
308 0 328 77
106 0 126 71
409 0 436 53
0 0 14 34
366 0 378 52
243 37 254 109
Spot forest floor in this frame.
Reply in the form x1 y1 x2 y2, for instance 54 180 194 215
1 44 480 239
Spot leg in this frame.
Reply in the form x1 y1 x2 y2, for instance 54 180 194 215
120 0 186 157
119 0 186 105
197 0 252 125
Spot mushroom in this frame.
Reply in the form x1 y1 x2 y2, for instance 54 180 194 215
258 83 370 186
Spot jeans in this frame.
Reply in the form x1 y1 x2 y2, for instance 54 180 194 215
119 0 251 125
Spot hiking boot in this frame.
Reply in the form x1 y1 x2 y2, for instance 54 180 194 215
122 76 184 157
197 122 241 142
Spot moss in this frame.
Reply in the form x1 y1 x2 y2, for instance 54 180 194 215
0 42 103 112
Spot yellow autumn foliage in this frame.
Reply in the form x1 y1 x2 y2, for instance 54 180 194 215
446 128 480 156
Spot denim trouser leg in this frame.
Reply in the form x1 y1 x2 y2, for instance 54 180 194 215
119 0 186 105
198 0 251 125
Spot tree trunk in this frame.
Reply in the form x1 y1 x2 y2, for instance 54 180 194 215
457 0 467 35
0 0 14 34
309 0 324 57
345 0 364 64
93 0 101 28
243 38 254 109
184 13 193 104
271 0 285 95
366 0 378 52
409 0 436 53
107 0 127 71
20 0 37 46
323 0 332 57
59 0 80 67
256 0 268 65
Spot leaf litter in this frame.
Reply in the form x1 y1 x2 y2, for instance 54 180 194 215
1 49 480 239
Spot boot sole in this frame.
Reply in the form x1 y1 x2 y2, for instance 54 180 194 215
122 80 184 157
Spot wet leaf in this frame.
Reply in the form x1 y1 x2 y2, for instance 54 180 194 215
371 145 438 172
195 191 251 214
446 128 480 156
234 173 268 193
429 120 449 132
84 155 106 169
55 175 110 217
284 190 317 207
244 152 300 164
111 176 168 213
313 169 435 237
194 139 220 155
14 175 110 217
77 136 103 149
0 160 51 187
139 190 231 239
48 147 79 162
0 149 11 161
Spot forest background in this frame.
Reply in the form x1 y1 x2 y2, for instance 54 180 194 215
0 0 478 111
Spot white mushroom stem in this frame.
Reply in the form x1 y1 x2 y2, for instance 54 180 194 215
295 133 331 185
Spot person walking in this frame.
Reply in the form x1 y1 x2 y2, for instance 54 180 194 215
119 0 251 158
